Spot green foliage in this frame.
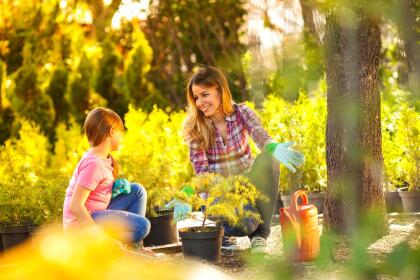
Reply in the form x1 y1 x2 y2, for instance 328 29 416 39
176 173 265 230
0 120 65 225
95 39 128 118
31 170 67 225
69 53 93 124
268 36 324 101
382 92 420 191
259 83 328 193
11 63 55 136
379 241 420 279
46 64 70 125
0 60 14 144
0 107 14 145
124 29 159 110
117 105 192 215
144 0 247 106
51 119 89 177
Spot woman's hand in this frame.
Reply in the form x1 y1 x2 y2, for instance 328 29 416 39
265 142 305 173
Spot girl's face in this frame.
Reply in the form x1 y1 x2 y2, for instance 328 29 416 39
109 127 124 151
191 83 222 118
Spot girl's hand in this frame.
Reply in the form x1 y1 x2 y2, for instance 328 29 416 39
86 224 105 237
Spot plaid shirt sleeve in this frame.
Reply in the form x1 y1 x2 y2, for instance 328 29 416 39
237 104 273 150
188 140 209 174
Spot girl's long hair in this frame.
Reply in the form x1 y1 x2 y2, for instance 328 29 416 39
184 66 234 150
83 107 124 178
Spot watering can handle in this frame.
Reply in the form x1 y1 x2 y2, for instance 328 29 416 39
280 208 302 248
290 190 308 211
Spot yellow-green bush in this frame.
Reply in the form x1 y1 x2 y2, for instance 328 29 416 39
259 86 327 193
0 120 67 224
382 95 420 191
1 90 418 223
51 119 89 177
117 105 193 214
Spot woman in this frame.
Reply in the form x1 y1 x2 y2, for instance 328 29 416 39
183 66 304 253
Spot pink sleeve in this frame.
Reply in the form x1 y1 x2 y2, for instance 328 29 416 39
76 160 103 191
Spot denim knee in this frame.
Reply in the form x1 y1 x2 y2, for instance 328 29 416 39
130 183 147 198
133 216 151 242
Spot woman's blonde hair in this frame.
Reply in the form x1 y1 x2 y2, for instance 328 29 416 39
184 66 234 150
83 107 124 178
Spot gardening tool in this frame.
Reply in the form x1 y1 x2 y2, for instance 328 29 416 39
279 190 320 262
112 178 131 198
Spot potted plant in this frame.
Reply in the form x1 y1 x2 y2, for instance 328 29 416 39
116 107 192 247
0 174 33 252
383 177 403 213
394 105 420 212
175 174 265 264
143 185 179 247
27 170 67 247
0 145 36 252
303 184 326 215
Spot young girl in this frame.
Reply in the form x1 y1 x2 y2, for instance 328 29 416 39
183 66 304 253
62 107 153 255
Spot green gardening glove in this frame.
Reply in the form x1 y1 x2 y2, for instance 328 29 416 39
265 142 305 173
112 178 131 198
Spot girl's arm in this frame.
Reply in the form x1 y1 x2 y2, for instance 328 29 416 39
69 185 96 227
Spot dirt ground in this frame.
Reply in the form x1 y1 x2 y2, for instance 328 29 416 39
176 213 420 279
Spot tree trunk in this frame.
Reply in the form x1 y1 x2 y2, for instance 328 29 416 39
299 0 322 46
323 7 387 235
88 0 122 42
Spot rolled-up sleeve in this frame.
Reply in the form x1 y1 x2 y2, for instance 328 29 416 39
239 104 273 150
188 140 209 174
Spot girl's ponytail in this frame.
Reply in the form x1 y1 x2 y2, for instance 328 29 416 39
109 154 119 179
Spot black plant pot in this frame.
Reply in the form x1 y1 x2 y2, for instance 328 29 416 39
144 210 178 247
384 191 403 213
0 224 30 251
399 190 420 213
0 227 3 255
308 192 326 214
179 226 224 264
28 225 41 248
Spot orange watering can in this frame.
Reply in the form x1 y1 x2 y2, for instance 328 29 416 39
279 190 320 262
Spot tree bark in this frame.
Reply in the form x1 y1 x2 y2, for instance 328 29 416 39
323 7 387 235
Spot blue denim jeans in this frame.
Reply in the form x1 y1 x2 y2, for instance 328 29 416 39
91 183 150 243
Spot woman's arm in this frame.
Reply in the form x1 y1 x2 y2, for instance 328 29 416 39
69 185 96 227
238 104 273 150
189 141 210 174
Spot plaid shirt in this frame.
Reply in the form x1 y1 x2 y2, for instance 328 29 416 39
188 103 273 176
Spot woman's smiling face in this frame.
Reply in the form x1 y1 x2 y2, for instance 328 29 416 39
191 83 222 118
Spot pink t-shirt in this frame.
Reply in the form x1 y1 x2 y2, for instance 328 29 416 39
62 151 114 229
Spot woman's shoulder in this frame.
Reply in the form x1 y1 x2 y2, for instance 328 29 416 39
232 102 255 119
233 102 253 112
